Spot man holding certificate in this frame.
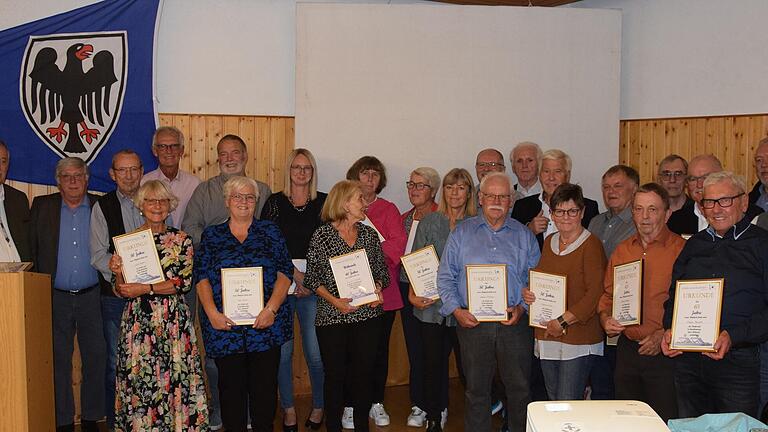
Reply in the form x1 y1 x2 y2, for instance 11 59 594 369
662 171 768 418
598 183 685 421
437 172 540 432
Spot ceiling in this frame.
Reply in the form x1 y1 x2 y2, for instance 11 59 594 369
429 1 582 6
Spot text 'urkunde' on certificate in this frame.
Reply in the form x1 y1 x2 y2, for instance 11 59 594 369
670 278 723 352
401 245 440 300
466 264 508 322
329 249 379 307
112 228 164 285
221 267 264 326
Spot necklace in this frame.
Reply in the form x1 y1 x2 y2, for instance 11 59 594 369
288 195 309 213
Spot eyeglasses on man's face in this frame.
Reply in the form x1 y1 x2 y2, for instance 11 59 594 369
112 166 141 176
482 192 512 202
155 143 181 152
476 162 505 169
700 193 744 209
659 170 685 181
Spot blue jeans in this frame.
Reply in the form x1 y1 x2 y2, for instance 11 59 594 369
540 354 596 400
101 295 126 427
588 342 615 399
278 295 324 409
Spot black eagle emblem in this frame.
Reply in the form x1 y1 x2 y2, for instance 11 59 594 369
28 43 117 153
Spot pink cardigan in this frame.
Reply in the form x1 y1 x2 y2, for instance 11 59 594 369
366 197 407 311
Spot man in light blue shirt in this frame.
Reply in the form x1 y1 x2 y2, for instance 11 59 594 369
438 172 540 432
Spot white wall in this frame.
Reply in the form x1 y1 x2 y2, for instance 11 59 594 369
571 0 768 120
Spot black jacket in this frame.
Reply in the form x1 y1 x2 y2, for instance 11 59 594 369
510 193 599 249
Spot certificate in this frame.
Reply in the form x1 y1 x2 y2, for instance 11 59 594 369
528 270 567 329
612 259 643 326
670 278 724 352
329 250 379 306
466 264 508 322
400 245 440 300
112 228 164 285
221 267 264 326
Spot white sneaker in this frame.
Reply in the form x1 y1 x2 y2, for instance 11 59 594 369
406 406 426 427
369 402 391 426
342 406 354 429
440 408 448 428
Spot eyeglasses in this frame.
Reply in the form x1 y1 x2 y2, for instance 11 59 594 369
659 170 685 181
700 193 744 209
686 175 708 184
482 193 512 202
112 166 141 176
552 208 582 217
290 165 314 173
58 173 86 182
406 181 431 191
476 162 505 169
230 193 257 204
144 198 170 206
155 143 181 152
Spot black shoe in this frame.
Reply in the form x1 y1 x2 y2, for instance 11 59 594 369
282 422 298 432
56 425 74 432
305 415 323 430
426 420 443 432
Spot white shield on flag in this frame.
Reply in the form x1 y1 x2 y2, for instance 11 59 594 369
19 31 127 163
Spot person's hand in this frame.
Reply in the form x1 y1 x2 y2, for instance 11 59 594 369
409 291 436 310
637 330 663 356
601 315 626 337
522 287 536 305
294 271 310 298
254 307 276 329
660 329 683 358
527 210 549 235
332 297 358 314
367 283 384 308
209 311 236 331
109 254 123 275
454 308 479 328
116 282 147 298
703 330 731 360
544 318 565 338
501 304 524 326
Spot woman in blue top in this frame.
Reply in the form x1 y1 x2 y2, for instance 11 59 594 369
195 176 294 432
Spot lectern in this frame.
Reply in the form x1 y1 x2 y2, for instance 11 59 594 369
0 270 55 431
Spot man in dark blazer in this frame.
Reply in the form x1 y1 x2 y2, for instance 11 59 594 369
30 157 104 432
0 140 31 262
511 148 598 249
749 137 768 212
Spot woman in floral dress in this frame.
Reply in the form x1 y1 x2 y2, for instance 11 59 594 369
109 180 208 431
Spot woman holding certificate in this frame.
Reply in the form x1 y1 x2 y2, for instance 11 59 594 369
522 183 607 401
260 148 327 431
195 176 294 432
109 180 208 431
344 156 406 427
407 168 476 432
303 180 389 432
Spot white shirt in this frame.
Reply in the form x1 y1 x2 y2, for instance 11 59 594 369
515 180 542 200
142 168 201 228
0 185 21 262
693 202 709 232
538 193 558 239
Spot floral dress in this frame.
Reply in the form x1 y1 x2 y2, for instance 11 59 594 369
114 228 209 431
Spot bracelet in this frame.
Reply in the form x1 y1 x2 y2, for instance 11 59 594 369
556 315 569 329
149 283 154 296
266 305 277 316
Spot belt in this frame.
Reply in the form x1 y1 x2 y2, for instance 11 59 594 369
56 285 97 295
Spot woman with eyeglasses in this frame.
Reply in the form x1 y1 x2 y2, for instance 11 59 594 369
109 180 209 431
522 183 607 401
195 176 294 432
260 149 327 431
398 167 440 427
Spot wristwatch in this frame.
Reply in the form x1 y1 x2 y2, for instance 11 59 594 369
556 315 569 329
149 283 155 296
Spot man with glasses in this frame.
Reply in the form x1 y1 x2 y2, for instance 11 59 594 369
474 148 506 210
438 172 540 432
141 126 200 228
656 154 689 212
89 149 145 429
32 157 104 432
0 139 31 263
749 137 768 212
662 171 768 418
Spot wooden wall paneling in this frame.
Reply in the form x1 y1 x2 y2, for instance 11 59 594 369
254 117 270 188
188 115 207 178
618 121 629 166
204 116 224 180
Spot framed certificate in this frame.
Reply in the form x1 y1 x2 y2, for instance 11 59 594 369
528 270 567 329
466 264 508 322
400 245 440 300
112 228 164 285
670 278 724 352
221 267 264 326
329 250 379 306
612 259 643 326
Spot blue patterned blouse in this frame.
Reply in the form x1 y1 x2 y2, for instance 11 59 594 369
194 219 294 358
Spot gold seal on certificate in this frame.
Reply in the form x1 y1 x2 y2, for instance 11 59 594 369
112 228 164 285
221 267 264 326
329 250 379 306
528 270 567 329
400 245 440 300
612 259 643 326
670 278 724 352
466 264 508 322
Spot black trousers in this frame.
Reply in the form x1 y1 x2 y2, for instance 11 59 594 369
372 310 397 402
614 335 678 421
421 320 462 421
215 346 281 432
318 316 383 432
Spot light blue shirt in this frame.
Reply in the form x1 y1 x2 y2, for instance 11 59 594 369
437 214 541 318
55 197 99 291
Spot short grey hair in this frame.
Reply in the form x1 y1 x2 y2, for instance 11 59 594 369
411 167 441 192
55 157 89 180
541 149 572 173
479 172 515 195
133 180 179 211
510 141 543 164
703 171 747 195
153 126 184 148
223 175 260 201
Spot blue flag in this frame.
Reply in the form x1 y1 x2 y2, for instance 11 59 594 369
0 0 160 191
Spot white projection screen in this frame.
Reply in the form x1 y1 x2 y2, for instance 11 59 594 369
296 3 621 210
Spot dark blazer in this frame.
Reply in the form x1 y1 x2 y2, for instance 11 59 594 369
749 181 763 207
30 192 98 282
4 184 31 262
668 196 764 235
510 193 599 249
